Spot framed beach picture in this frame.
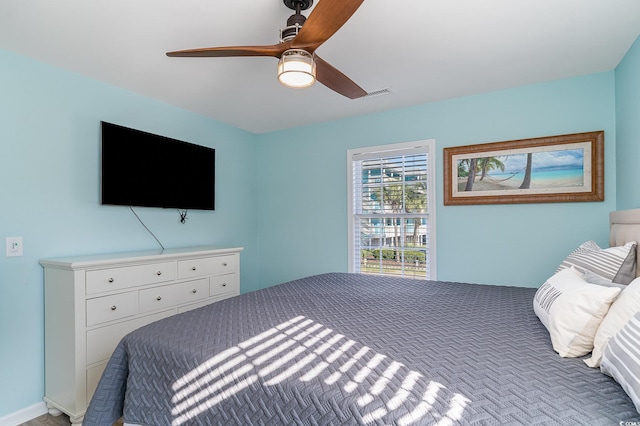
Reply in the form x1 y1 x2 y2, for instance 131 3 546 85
443 131 604 205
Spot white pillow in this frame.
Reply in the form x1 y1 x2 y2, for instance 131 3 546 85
533 267 621 357
585 277 640 367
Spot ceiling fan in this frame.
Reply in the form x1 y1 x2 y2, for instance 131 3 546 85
166 0 367 99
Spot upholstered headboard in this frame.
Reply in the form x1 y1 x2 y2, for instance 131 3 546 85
610 208 640 278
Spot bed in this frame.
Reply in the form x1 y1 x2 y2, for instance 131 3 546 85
84 209 640 425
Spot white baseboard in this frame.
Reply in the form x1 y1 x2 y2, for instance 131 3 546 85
0 402 48 426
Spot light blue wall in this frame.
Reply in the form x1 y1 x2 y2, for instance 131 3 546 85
0 50 258 416
615 36 640 210
256 72 617 288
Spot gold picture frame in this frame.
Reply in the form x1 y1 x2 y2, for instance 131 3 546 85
443 131 604 205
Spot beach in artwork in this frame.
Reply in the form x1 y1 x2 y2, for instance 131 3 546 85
458 168 584 191
456 149 585 193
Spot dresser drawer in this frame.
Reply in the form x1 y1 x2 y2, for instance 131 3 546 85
86 310 174 365
86 261 176 295
139 278 209 313
210 273 239 297
178 255 237 279
86 292 138 326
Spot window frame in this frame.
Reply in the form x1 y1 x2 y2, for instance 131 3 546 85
347 140 437 279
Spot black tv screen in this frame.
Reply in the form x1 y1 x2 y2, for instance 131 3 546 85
101 121 215 210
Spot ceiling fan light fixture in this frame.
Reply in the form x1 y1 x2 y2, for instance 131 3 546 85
277 49 316 88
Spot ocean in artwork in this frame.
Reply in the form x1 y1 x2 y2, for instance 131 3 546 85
485 167 584 189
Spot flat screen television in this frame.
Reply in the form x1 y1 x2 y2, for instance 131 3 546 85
101 121 215 210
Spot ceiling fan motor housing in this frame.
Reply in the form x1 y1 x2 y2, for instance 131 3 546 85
281 15 306 41
281 0 312 41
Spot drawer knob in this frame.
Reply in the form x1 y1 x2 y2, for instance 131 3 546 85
192 266 197 271
222 262 228 267
156 271 162 276
222 283 227 287
192 289 197 293
108 278 114 283
111 305 117 311
156 296 162 301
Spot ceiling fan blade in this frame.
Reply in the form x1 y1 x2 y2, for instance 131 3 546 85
167 43 288 58
315 55 367 99
291 0 364 51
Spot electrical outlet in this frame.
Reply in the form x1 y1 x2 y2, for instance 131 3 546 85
6 237 23 257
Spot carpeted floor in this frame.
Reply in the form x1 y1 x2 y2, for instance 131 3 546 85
19 413 72 426
19 413 123 426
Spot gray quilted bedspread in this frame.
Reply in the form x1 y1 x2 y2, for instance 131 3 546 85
84 273 639 425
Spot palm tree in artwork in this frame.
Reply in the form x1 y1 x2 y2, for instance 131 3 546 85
465 158 478 191
520 153 533 189
458 160 470 177
478 157 505 181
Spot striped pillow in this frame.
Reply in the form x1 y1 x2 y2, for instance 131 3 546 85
601 311 640 413
557 240 637 285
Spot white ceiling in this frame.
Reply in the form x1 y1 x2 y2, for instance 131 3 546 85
2 1 640 134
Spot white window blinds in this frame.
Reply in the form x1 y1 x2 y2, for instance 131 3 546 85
348 141 436 279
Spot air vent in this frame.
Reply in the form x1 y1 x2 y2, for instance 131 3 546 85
360 88 391 99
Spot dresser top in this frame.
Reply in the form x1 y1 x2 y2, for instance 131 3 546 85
40 246 243 269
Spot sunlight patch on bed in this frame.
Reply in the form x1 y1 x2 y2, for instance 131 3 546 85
170 316 470 425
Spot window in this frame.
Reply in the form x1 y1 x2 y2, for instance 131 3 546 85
348 140 436 279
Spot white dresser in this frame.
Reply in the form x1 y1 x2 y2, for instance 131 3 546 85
40 246 243 425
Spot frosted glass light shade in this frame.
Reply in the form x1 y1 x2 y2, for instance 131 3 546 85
277 49 316 88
